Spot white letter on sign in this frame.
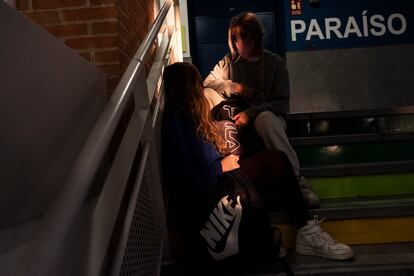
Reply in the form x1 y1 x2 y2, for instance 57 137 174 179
388 13 406 35
325 17 343 39
344 16 363 38
291 20 306 41
370 14 386 36
306 19 325 40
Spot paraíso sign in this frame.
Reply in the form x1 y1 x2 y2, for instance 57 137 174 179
283 0 413 51
291 11 407 42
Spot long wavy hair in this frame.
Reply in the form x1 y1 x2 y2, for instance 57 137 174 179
163 62 225 154
228 12 264 60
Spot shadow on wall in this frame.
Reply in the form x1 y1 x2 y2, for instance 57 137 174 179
0 1 107 230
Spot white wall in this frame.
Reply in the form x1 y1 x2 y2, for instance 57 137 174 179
160 0 191 57
179 0 190 57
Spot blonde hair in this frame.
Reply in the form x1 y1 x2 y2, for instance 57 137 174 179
163 62 226 154
228 12 264 60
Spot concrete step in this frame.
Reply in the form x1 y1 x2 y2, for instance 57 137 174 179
288 106 414 121
309 173 414 199
161 259 288 275
270 195 414 223
288 242 414 276
270 195 414 248
301 160 414 177
161 243 414 275
287 106 414 138
290 132 414 146
293 140 414 167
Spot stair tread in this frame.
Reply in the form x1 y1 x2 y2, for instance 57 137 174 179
270 195 414 223
290 132 414 146
301 160 414 177
287 106 414 138
161 242 414 275
319 194 414 207
288 106 414 120
295 140 414 167
289 242 414 275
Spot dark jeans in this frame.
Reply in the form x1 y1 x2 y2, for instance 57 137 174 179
239 149 311 228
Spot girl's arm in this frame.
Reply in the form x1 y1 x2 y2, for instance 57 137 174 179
203 55 238 98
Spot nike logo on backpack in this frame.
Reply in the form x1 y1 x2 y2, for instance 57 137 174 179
200 195 242 260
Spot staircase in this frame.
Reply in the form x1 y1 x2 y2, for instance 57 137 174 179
270 106 414 274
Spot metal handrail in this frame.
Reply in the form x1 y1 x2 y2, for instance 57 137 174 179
16 1 177 275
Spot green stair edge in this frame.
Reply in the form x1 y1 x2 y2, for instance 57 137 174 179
310 172 414 199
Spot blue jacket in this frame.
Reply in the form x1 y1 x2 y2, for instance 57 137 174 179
162 109 223 207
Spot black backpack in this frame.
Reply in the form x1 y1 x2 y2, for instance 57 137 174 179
196 169 294 275
199 169 274 263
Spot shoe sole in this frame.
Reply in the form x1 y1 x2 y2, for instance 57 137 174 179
296 246 355 260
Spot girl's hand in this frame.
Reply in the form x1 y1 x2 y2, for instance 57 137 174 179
231 82 254 101
230 82 245 94
221 154 240 173
233 112 250 127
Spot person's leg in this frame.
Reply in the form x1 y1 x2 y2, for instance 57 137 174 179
253 111 300 173
239 149 308 259
253 111 320 207
239 149 354 260
239 149 310 228
204 88 225 110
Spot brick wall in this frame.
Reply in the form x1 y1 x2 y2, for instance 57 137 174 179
17 0 155 92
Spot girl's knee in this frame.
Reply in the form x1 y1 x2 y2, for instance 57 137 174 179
268 149 289 165
254 111 286 133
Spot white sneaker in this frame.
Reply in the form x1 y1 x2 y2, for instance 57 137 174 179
296 216 355 260
297 176 320 207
